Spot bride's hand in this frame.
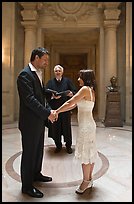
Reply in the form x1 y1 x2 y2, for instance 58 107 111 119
48 110 58 123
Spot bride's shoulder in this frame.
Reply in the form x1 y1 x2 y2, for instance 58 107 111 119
81 86 90 91
79 86 89 95
79 86 87 92
81 86 88 90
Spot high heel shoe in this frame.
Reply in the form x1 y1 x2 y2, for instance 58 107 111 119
75 179 93 194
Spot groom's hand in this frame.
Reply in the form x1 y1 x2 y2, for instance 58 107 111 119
48 110 58 123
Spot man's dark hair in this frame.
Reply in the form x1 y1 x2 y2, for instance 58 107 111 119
30 47 49 62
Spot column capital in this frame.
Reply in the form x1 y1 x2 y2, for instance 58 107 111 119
19 2 38 10
19 2 42 27
103 2 121 9
104 9 121 20
103 3 121 30
21 10 38 21
21 21 37 29
104 20 120 30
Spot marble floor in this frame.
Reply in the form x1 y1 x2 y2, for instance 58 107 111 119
2 122 132 202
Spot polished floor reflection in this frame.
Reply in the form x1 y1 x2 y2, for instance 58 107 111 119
2 122 132 202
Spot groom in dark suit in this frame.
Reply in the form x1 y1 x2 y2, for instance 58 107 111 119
17 47 57 198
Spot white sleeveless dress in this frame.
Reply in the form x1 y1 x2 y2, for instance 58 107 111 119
75 87 98 164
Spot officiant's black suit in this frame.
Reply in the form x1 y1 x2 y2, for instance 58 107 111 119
46 77 76 151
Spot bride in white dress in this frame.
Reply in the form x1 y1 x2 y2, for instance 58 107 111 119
56 69 98 194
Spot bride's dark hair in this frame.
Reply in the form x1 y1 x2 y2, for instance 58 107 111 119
79 69 96 91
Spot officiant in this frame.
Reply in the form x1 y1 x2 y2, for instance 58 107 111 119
45 64 77 154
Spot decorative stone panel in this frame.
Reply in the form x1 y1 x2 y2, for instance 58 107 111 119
38 2 102 22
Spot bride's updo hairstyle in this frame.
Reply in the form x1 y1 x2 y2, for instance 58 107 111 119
79 69 96 91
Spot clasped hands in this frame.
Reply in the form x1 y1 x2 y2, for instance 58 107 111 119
48 110 58 123
48 91 73 123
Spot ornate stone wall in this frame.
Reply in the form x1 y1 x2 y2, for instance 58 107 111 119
2 2 132 125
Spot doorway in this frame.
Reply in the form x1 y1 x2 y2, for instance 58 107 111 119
60 53 87 90
60 54 87 123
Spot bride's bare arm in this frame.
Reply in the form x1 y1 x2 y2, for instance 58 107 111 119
56 87 86 114
62 103 77 112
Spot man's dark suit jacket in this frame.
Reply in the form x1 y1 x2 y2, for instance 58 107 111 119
17 65 50 134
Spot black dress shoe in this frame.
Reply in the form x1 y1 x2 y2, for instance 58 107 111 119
66 147 73 154
34 175 52 182
22 186 44 198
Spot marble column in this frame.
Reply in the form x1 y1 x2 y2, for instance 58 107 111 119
103 5 121 87
19 2 38 65
104 19 120 87
98 27 105 121
21 23 37 66
36 28 44 47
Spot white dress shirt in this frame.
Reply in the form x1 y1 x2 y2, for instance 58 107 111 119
29 62 43 86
